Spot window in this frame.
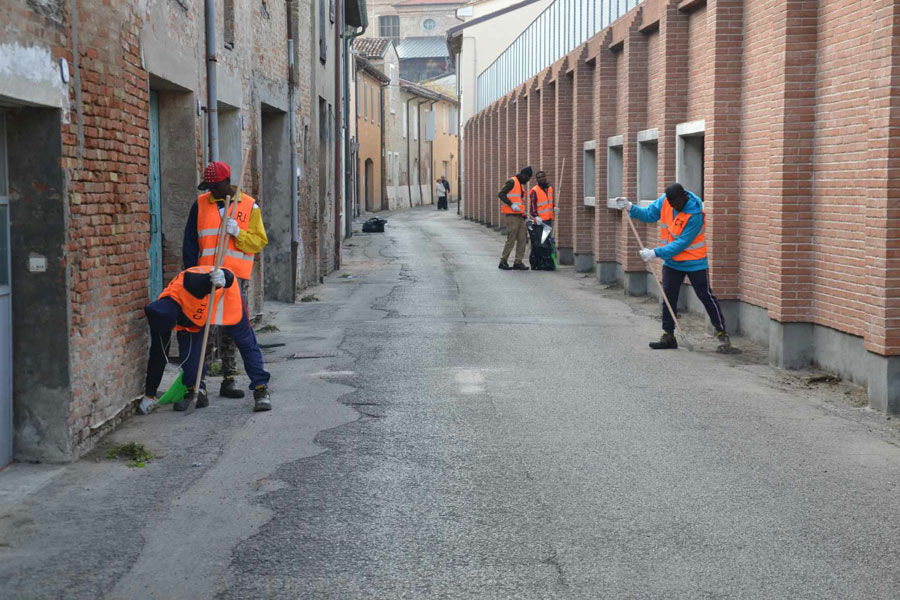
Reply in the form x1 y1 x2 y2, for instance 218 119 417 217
402 103 407 138
224 0 235 48
583 140 596 207
379 16 400 41
370 86 374 124
676 120 705 199
637 128 659 205
389 65 396 114
606 135 623 208
413 105 418 140
319 0 327 62
443 105 449 134
363 83 368 120
423 18 436 31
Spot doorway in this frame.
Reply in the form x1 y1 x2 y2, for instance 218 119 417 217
0 113 10 467
148 91 163 298
364 158 374 212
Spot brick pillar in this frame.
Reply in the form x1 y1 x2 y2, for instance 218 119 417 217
865 0 900 412
526 80 541 183
619 12 650 296
479 114 487 224
766 0 817 368
553 62 574 264
705 0 743 331
572 51 595 272
539 74 557 254
656 0 689 240
593 31 619 284
495 99 508 231
475 115 483 223
486 106 496 228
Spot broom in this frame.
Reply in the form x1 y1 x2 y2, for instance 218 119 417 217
550 158 566 268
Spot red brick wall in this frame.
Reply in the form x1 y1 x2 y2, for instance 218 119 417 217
467 0 900 358
571 55 595 256
555 66 574 253
809 0 874 336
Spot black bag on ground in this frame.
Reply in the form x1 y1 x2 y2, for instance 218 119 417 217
527 221 555 271
362 216 387 233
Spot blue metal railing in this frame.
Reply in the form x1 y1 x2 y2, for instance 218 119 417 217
476 0 643 111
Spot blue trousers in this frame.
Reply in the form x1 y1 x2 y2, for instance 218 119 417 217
661 266 726 335
144 297 270 395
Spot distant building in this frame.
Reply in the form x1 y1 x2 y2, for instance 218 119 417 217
362 0 465 43
397 36 453 82
353 57 391 212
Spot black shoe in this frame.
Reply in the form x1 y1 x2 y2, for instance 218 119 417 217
499 262 512 270
195 387 210 409
649 332 678 350
253 386 272 412
173 390 197 413
512 263 529 271
219 377 245 399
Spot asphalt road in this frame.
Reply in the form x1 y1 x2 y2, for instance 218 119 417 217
2 206 900 599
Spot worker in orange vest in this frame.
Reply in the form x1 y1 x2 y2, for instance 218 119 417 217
139 266 272 414
183 161 270 408
528 170 554 229
497 166 533 270
617 183 732 352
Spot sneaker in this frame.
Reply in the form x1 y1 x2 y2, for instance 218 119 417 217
649 332 678 350
219 377 245 399
137 396 156 415
195 387 210 409
173 389 197 413
498 262 512 270
512 262 529 271
715 331 733 353
253 386 272 412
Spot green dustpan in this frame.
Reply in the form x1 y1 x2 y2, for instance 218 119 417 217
158 371 188 405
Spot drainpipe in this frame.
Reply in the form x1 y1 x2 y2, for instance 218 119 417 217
416 98 428 206
428 99 436 206
405 95 414 207
288 8 300 298
379 79 387 211
334 0 343 269
456 64 462 215
205 0 218 161
343 27 364 238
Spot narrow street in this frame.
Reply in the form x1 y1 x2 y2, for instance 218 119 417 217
3 206 900 599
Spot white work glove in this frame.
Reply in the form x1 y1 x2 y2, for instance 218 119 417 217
511 203 523 213
225 218 240 237
535 217 543 226
640 248 656 262
209 268 226 288
615 197 632 211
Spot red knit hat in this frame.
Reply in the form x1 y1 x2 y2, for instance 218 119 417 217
198 161 231 190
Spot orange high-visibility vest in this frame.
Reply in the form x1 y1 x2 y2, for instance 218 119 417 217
196 191 256 279
659 199 707 262
159 266 242 333
533 185 554 221
500 177 526 215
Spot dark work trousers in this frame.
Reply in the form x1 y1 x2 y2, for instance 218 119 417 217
144 297 270 395
661 265 726 334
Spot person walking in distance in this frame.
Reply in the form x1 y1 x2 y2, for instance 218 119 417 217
183 161 273 411
616 183 732 352
497 166 533 271
436 177 448 210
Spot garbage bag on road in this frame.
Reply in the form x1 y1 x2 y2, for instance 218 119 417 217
362 217 387 233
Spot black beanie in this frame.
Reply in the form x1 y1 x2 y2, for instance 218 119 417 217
665 183 687 204
519 166 533 179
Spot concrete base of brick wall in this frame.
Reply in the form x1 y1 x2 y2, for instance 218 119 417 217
596 262 619 285
728 301 900 414
622 271 648 296
575 253 594 273
558 248 574 266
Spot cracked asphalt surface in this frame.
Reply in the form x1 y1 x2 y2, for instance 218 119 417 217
3 206 900 599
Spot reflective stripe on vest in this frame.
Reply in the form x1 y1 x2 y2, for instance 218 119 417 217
659 199 707 262
501 177 526 215
533 185 554 221
159 266 243 333
196 191 256 279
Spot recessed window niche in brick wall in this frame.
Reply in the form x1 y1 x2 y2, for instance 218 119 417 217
606 135 623 208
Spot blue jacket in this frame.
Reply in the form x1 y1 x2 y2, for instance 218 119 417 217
628 190 707 272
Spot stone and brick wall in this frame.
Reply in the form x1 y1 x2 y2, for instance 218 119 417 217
462 0 900 411
1 0 341 461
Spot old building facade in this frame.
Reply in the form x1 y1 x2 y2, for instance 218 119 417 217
0 0 347 463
